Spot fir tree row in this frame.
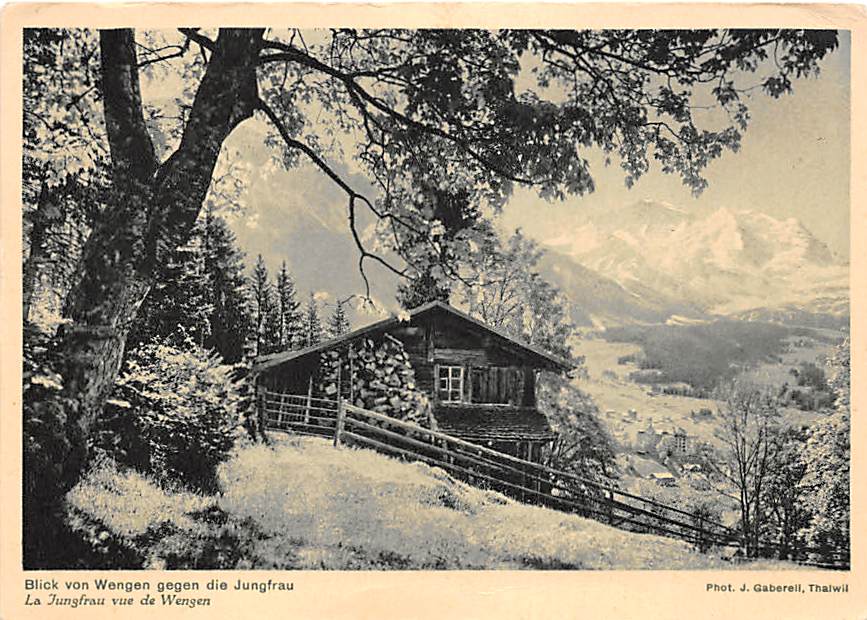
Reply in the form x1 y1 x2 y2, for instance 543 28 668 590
127 210 353 362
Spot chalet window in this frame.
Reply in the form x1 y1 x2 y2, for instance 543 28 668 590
438 365 464 403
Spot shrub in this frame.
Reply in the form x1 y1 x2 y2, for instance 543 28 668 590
536 372 617 486
22 322 88 568
97 339 243 492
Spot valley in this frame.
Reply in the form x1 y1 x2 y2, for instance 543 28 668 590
571 322 843 518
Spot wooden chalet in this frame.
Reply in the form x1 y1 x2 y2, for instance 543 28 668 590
253 301 572 462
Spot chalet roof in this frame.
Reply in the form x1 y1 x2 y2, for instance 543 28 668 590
628 455 672 478
253 300 572 374
649 472 676 480
434 405 557 442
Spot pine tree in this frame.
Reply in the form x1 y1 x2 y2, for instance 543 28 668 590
125 212 256 363
276 261 303 350
201 211 252 363
327 301 351 338
303 293 323 347
250 255 273 357
126 218 213 352
261 291 283 355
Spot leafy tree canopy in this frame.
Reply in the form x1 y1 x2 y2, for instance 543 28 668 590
25 28 839 300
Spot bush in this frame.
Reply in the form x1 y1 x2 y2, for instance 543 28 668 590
22 322 88 568
536 372 617 486
96 339 243 492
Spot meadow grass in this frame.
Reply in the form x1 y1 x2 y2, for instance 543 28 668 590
66 436 797 570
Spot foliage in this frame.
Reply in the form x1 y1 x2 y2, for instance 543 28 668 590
759 425 812 559
798 411 849 557
455 228 576 361
202 211 254 363
126 220 213 351
396 266 452 310
97 340 244 492
125 212 253 362
710 381 781 557
331 29 840 295
23 29 105 183
22 176 105 333
22 29 112 336
302 293 324 347
697 339 849 564
535 372 616 486
792 361 827 390
825 337 851 410
327 300 352 338
797 338 849 559
248 256 308 357
319 337 434 428
275 260 304 350
22 323 87 567
778 360 834 411
250 255 280 356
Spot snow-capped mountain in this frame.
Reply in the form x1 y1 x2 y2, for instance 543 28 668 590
541 200 849 327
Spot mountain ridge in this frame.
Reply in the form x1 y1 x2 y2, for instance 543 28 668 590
539 200 849 328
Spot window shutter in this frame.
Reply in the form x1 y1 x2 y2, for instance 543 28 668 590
515 368 526 406
497 367 506 403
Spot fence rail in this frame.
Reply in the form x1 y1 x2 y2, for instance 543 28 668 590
259 389 848 567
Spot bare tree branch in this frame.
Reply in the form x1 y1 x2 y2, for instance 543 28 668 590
256 97 408 299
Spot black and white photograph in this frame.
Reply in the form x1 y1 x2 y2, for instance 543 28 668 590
11 13 856 590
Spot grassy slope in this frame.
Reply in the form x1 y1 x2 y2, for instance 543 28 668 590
68 436 794 570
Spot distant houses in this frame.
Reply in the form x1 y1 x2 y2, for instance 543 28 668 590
648 472 677 487
623 454 679 487
635 417 697 457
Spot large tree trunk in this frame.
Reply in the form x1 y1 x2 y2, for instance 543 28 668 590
24 28 264 566
61 27 263 440
24 29 264 568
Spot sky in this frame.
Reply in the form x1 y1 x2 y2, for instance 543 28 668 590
499 31 851 261
189 30 851 319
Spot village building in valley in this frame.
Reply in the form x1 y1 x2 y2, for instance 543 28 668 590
253 301 572 462
635 418 697 458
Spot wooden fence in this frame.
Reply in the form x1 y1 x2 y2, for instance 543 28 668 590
259 388 849 567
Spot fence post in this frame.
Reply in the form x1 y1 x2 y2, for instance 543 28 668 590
256 384 267 435
606 489 614 525
334 397 346 447
697 516 706 552
349 343 355 403
304 375 313 424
